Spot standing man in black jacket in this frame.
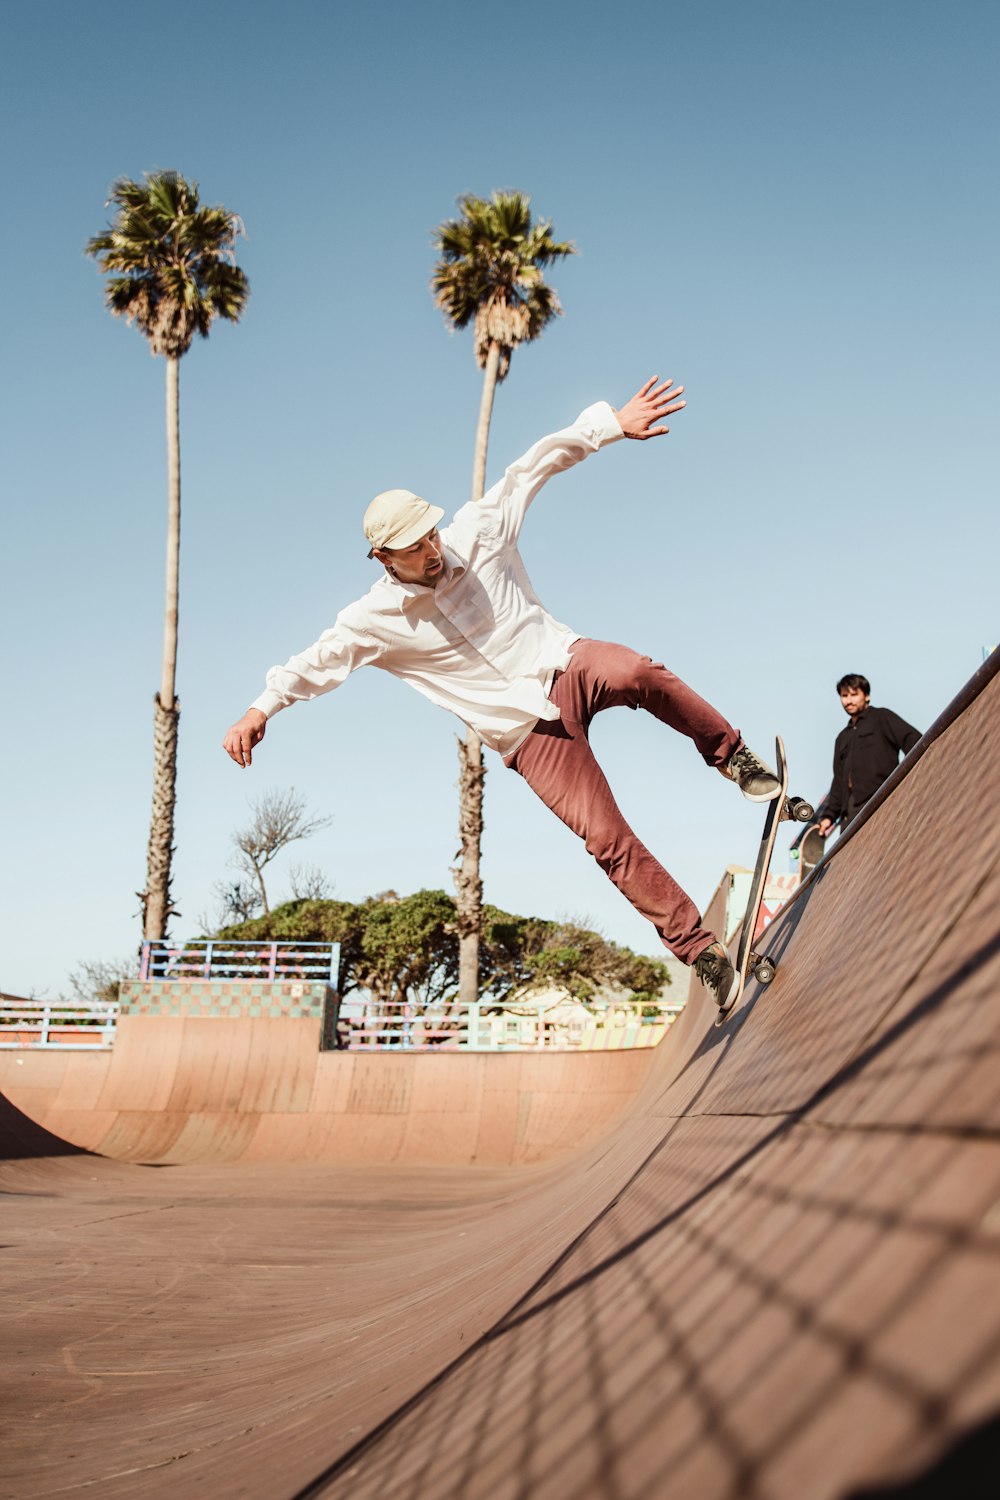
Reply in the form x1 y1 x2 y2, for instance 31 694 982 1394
817 674 921 835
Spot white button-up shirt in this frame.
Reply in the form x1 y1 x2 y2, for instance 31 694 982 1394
251 401 624 757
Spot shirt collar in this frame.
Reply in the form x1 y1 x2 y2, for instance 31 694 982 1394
386 543 467 601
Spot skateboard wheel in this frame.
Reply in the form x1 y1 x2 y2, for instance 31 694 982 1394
753 958 776 984
787 797 815 823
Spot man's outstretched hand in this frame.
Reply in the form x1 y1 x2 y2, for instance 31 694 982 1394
223 709 267 767
613 376 686 440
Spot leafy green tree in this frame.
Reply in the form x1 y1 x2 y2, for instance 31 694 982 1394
86 171 249 941
215 891 670 1020
480 913 670 1009
215 896 364 981
431 190 575 1007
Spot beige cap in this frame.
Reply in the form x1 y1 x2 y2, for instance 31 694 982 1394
364 489 445 558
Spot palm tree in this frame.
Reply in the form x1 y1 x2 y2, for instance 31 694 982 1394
431 190 575 1007
86 171 249 942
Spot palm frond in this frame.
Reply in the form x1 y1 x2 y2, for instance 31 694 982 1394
86 170 249 357
430 188 574 374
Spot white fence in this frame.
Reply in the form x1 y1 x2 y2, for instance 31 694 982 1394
335 997 683 1051
0 995 116 1049
0 989 683 1053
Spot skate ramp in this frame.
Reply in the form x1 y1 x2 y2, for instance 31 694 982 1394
0 1087 88 1159
2 656 999 1499
0 1015 661 1166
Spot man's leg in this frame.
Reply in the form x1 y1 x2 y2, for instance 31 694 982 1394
553 637 781 803
505 641 732 963
551 638 741 769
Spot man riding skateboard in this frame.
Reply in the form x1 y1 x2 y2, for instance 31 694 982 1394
223 376 781 1014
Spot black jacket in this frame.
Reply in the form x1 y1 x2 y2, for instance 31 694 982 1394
825 704 921 825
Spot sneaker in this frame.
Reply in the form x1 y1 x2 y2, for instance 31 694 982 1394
694 941 741 1013
723 742 781 803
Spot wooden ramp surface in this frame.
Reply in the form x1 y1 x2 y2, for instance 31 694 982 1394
2 660 999 1500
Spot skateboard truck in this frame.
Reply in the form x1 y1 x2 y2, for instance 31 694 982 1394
747 952 777 986
784 795 814 824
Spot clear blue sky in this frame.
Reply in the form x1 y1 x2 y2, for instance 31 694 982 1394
2 1 997 998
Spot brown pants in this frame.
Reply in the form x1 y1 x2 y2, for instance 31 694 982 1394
505 639 740 964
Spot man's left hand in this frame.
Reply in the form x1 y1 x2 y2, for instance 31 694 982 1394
613 376 686 439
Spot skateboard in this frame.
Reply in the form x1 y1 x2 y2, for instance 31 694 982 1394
797 822 826 881
716 736 813 1025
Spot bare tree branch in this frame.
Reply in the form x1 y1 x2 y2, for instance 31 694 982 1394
231 789 332 916
65 956 137 1008
289 864 334 901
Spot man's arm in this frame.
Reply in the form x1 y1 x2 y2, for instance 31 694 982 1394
476 375 686 546
223 709 266 768
817 737 847 836
222 613 383 768
882 707 921 756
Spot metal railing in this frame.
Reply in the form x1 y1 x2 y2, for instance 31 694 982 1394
2 965 676 1053
335 998 680 1051
138 939 341 986
0 996 116 1049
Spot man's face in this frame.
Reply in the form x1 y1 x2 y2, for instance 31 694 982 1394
839 686 870 718
376 527 444 587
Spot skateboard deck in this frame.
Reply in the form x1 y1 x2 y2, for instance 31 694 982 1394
716 736 813 1025
798 822 826 881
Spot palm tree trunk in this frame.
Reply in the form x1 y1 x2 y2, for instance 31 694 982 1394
455 728 485 1006
143 356 181 940
455 341 502 1006
470 341 501 501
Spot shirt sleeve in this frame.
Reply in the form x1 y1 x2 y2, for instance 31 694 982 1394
882 708 921 755
249 612 384 719
477 400 624 546
824 735 847 822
